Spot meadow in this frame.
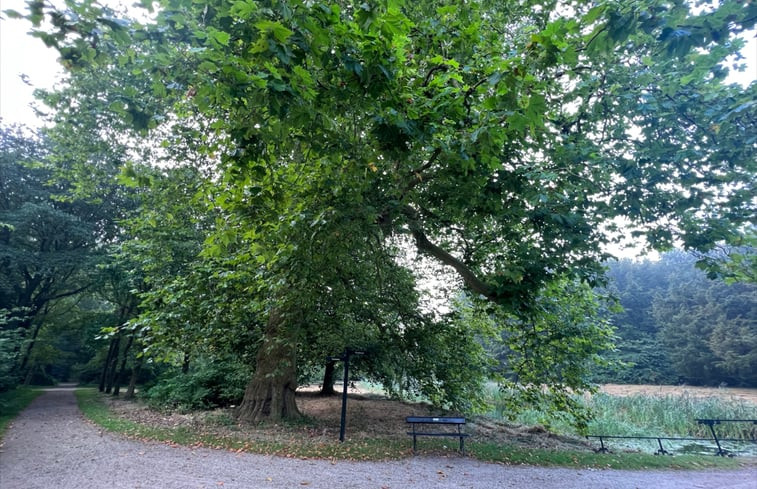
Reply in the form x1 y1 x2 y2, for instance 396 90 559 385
487 384 757 456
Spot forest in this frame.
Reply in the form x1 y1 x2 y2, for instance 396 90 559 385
1 0 755 427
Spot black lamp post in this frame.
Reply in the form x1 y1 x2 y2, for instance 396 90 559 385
327 347 365 442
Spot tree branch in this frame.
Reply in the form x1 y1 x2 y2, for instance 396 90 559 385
402 205 499 300
404 148 441 193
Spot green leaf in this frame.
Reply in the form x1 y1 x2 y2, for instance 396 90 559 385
208 29 231 47
255 20 294 43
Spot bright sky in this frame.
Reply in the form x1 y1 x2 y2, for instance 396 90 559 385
0 0 64 128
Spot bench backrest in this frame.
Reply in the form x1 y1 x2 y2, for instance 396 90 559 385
406 416 465 424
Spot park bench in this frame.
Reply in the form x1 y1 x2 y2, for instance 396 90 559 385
406 416 469 454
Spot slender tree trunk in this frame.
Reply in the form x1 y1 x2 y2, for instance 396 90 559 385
112 335 133 396
23 365 35 385
320 360 337 396
236 309 300 423
104 334 121 394
99 338 118 392
181 352 190 374
125 354 143 400
17 320 43 378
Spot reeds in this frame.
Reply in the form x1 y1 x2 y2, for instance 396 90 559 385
485 385 757 439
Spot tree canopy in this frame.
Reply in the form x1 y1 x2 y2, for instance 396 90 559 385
8 0 756 423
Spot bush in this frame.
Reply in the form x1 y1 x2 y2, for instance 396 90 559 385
142 356 251 411
0 328 22 393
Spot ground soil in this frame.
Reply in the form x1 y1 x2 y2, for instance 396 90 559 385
599 384 757 405
107 383 757 452
106 384 590 452
2 387 756 489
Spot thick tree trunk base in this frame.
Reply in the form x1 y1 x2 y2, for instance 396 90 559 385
235 308 301 424
236 376 300 423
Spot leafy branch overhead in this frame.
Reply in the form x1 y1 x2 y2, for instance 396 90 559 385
10 0 755 423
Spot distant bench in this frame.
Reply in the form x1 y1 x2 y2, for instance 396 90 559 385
406 416 469 454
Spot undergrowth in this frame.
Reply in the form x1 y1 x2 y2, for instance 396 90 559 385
489 390 757 439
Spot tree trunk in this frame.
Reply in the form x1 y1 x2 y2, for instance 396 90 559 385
125 354 143 399
99 337 119 392
18 322 42 375
320 360 337 396
236 309 300 423
23 365 35 385
181 352 190 374
104 334 121 394
112 335 133 397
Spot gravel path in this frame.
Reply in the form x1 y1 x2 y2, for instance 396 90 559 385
1 388 755 489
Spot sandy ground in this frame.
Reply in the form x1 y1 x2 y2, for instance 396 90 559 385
1 387 756 489
599 384 757 405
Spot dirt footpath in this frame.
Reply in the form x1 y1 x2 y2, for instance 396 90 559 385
1 388 755 489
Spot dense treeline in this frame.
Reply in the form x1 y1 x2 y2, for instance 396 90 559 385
2 0 755 428
598 252 756 387
0 125 145 393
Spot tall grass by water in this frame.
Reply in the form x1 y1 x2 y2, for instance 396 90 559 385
486 385 757 440
586 392 757 439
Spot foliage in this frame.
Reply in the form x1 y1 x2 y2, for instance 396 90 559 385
599 251 757 386
75 387 746 469
493 279 617 431
0 311 25 392
142 356 252 411
16 0 757 425
586 392 757 440
488 388 757 443
0 125 108 385
655 272 757 386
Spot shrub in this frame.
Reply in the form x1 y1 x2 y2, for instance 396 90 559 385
142 356 251 411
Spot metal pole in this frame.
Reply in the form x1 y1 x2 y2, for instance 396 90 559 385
707 422 726 456
339 351 349 442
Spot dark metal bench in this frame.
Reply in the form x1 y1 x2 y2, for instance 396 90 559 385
406 416 469 454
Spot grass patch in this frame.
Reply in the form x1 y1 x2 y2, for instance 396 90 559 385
0 387 43 438
486 385 757 439
586 392 757 439
469 442 747 470
76 388 752 469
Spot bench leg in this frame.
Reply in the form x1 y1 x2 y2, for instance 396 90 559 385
413 434 417 454
460 435 465 454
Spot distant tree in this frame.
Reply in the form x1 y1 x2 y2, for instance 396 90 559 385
0 126 103 385
654 268 757 386
600 251 757 387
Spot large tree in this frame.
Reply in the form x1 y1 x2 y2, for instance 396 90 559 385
16 0 756 421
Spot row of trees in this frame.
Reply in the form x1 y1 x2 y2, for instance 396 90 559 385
599 251 756 387
0 125 144 395
2 0 755 426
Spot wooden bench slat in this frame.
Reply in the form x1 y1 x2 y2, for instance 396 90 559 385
405 416 468 454
406 432 470 437
406 416 465 424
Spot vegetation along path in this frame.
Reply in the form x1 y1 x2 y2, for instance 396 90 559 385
1 387 755 489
